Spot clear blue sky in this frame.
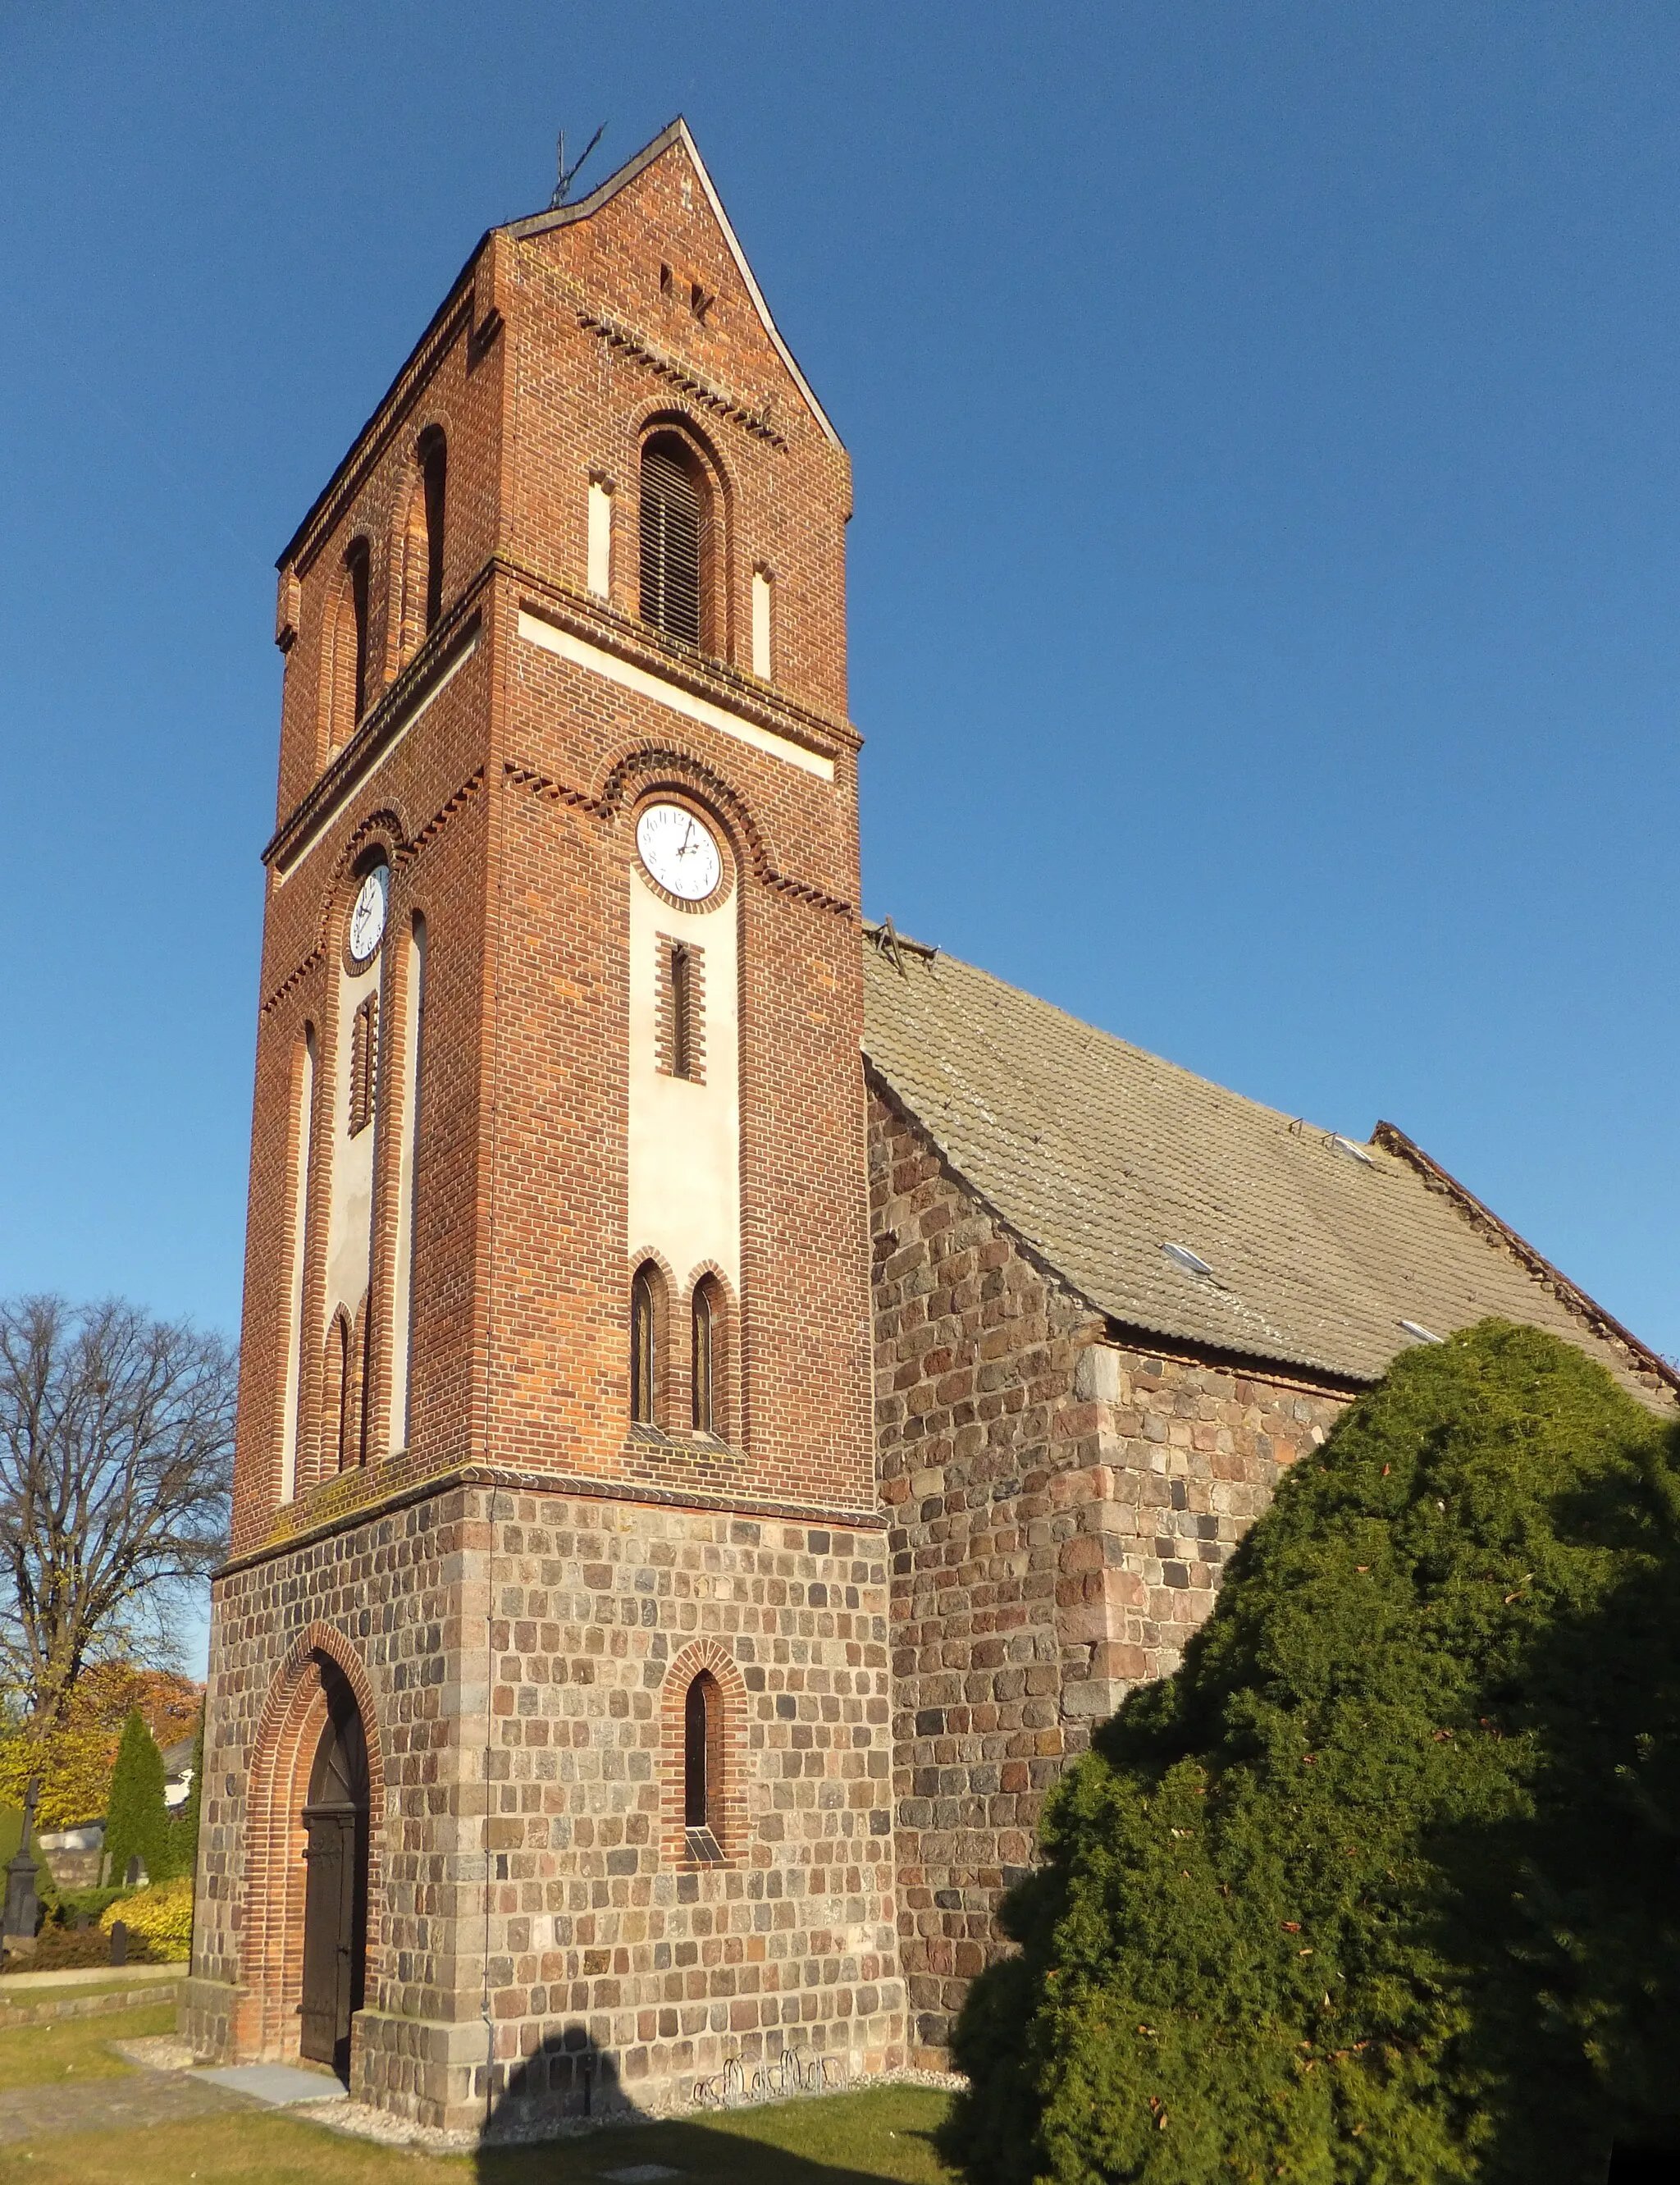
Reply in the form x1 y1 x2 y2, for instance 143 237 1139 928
4 2 1679 1379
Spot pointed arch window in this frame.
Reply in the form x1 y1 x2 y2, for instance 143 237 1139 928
325 1310 353 1479
683 1669 723 1857
631 1263 659 1426
692 1278 718 1436
639 435 705 647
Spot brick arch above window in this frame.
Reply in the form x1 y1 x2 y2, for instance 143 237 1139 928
635 417 729 657
628 1247 678 1432
596 747 776 889
661 1639 748 1867
684 1263 737 1445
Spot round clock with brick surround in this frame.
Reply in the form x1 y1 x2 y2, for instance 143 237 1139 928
347 864 389 964
636 802 722 903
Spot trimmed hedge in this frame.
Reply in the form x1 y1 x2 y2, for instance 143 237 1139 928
943 1320 1680 2184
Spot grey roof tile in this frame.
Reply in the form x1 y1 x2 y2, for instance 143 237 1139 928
861 935 1673 1407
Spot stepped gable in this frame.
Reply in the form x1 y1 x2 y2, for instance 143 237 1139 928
862 931 1674 1407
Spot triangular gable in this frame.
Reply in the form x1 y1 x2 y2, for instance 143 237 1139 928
509 118 842 451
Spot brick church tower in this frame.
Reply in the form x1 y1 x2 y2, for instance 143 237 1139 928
186 121 904 2130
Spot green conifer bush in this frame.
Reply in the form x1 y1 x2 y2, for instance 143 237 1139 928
944 1321 1680 2184
102 1709 170 1889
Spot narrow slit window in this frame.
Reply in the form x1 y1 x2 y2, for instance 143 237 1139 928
751 567 773 679
419 429 447 631
683 1668 724 1860
349 992 380 1136
631 1263 657 1425
684 1673 710 1823
639 437 703 647
671 945 692 1080
657 935 705 1081
347 539 371 725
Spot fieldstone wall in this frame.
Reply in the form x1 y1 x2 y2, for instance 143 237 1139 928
867 1081 1349 2064
189 1478 903 2132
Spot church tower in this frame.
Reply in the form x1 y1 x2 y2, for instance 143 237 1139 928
185 122 903 2130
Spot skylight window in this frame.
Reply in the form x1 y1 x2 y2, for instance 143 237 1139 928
1163 1242 1217 1280
1329 1133 1376 1167
1399 1319 1445 1345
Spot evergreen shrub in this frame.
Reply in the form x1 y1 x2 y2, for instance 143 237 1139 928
102 1710 170 1887
944 1321 1680 2185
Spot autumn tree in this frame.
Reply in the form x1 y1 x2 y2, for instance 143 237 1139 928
0 1662 203 1831
0 1296 235 1728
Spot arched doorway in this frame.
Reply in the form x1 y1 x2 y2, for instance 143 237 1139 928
299 1664 368 2078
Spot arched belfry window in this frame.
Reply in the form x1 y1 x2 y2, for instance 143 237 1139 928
396 431 447 668
639 434 705 647
684 1669 723 1857
326 537 372 754
418 427 446 633
631 1262 659 1425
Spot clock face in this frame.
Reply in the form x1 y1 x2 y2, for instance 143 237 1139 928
348 866 389 964
636 803 722 903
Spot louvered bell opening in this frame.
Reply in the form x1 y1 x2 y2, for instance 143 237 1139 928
639 445 703 647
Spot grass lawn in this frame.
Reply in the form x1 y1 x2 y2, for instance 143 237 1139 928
0 2000 178 2090
0 1974 182 2009
0 2072 959 2183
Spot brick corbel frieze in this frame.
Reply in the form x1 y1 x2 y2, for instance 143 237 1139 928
504 752 856 921
258 769 485 1020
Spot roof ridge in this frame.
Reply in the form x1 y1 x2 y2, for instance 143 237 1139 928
508 118 841 450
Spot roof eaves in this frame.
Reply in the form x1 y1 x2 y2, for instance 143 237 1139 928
509 117 843 452
865 1057 1376 1395
1372 1120 1680 1398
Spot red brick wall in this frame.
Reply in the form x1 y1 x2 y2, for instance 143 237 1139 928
231 126 870 1554
867 1079 1349 2064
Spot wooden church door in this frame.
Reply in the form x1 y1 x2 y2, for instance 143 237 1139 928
299 1676 368 2078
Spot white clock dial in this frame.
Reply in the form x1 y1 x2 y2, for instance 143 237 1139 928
348 866 389 963
636 803 722 903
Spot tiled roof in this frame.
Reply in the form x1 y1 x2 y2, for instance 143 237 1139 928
861 933 1674 1406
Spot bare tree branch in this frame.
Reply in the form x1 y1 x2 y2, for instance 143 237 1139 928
0 1296 235 1726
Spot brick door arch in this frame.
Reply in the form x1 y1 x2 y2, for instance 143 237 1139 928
238 1625 386 2063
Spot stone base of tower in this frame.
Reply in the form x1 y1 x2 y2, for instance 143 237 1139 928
189 1475 906 2135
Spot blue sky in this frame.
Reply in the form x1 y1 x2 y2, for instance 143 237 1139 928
3 1 1678 1387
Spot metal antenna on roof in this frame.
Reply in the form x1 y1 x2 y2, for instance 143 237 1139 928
550 122 606 209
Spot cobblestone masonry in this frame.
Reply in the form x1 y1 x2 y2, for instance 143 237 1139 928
867 1080 1349 2064
188 1481 902 2130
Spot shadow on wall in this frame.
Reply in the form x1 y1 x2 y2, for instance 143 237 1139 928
478 2029 631 2143
472 2040 911 2183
